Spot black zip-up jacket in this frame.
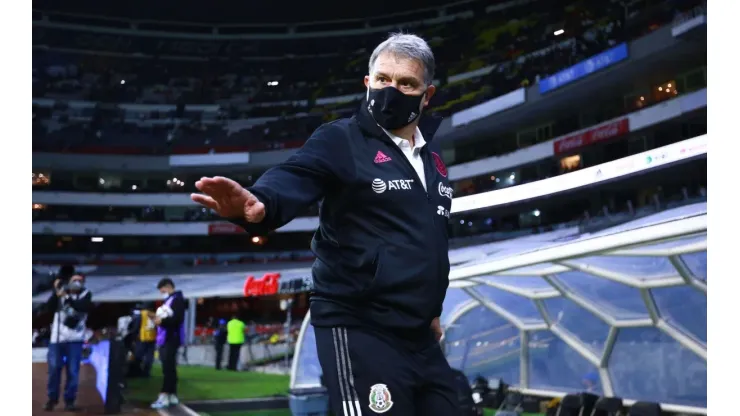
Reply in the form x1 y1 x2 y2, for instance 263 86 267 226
232 102 452 338
158 290 186 345
45 288 93 343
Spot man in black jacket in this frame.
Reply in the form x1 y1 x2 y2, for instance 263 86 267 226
150 278 186 410
213 319 227 370
43 274 92 412
191 33 459 416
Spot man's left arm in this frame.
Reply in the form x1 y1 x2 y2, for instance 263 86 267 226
160 295 186 328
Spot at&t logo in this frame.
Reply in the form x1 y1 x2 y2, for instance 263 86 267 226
372 178 414 194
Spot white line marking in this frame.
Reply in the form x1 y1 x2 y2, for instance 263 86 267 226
340 328 362 416
336 328 355 416
332 328 350 416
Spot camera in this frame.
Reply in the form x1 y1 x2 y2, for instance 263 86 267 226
53 268 87 329
62 308 83 330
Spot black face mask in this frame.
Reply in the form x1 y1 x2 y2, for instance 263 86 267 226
367 87 425 130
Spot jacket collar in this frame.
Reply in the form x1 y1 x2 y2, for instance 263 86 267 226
353 98 443 144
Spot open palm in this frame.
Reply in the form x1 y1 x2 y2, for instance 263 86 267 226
191 176 266 223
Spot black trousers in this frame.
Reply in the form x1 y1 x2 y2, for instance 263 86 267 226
227 343 242 371
135 341 156 376
215 343 225 370
315 326 461 416
159 340 179 394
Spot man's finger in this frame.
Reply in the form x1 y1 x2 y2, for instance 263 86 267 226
199 182 229 199
196 176 219 188
212 176 243 192
245 191 259 207
191 194 219 210
197 177 224 191
245 202 266 222
212 176 241 187
195 179 221 193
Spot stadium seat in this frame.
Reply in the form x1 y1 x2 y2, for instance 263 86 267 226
628 401 662 416
556 394 583 416
580 392 599 415
591 396 624 416
556 392 598 416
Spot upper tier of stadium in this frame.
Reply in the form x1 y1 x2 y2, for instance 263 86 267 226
32 0 694 111
34 0 487 25
32 0 706 162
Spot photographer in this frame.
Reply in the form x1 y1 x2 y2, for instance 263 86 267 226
43 274 93 412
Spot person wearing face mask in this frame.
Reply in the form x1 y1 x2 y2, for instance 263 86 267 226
150 278 186 410
191 33 459 416
43 273 92 412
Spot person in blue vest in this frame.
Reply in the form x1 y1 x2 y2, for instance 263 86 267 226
191 33 460 416
151 278 185 409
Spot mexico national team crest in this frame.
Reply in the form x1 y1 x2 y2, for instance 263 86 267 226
431 152 448 177
368 383 393 413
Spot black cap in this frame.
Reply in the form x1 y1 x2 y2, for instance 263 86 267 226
58 265 75 280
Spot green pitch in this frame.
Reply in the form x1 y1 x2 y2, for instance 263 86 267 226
125 365 290 403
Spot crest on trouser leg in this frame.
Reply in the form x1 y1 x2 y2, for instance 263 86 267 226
368 383 393 413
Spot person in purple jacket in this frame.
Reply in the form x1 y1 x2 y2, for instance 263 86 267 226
151 278 186 409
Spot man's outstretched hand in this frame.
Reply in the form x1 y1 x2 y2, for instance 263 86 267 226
431 317 444 342
191 176 266 223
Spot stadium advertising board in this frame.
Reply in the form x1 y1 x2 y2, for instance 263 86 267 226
539 42 629 94
243 273 313 296
208 223 246 235
553 118 630 154
90 341 110 401
451 134 707 214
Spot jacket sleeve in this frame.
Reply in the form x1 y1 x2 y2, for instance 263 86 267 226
129 315 141 334
160 295 186 328
44 292 59 313
228 123 352 233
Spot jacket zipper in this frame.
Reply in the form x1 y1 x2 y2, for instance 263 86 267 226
383 142 429 198
384 142 445 315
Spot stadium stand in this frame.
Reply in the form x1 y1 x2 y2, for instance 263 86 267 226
32 0 707 413
32 0 702 155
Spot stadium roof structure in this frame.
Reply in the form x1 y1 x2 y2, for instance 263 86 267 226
290 203 708 414
31 266 313 303
28 224 602 303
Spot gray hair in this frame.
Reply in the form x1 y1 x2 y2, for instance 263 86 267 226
368 33 436 86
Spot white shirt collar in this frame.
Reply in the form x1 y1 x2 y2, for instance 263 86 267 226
380 126 426 154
